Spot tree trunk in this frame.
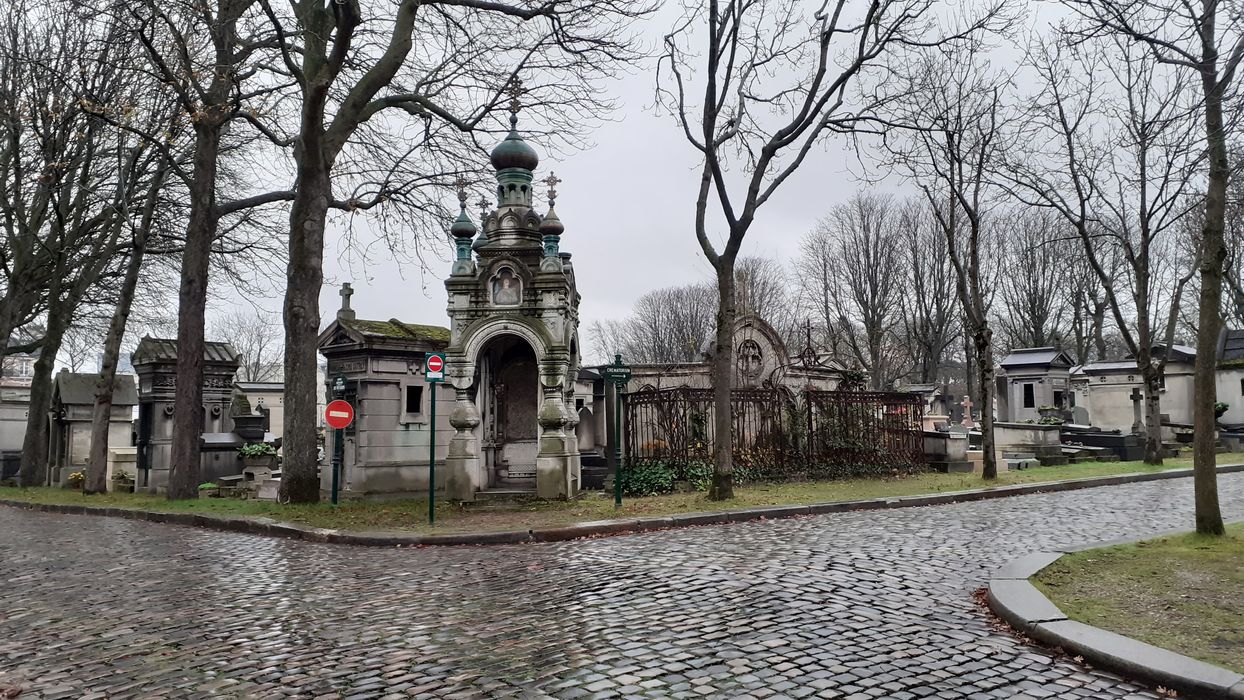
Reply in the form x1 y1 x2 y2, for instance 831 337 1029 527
167 124 223 500
18 299 71 486
279 154 331 504
1191 66 1228 536
1140 365 1164 466
708 255 736 501
974 324 997 480
85 216 152 494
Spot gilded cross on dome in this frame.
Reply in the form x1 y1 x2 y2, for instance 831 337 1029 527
542 172 561 207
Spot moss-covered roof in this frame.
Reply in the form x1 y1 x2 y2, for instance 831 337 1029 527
343 318 450 343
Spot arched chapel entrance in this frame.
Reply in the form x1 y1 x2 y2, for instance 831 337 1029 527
477 334 540 484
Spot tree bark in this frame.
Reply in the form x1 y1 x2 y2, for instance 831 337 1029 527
973 324 997 480
279 151 331 504
18 299 71 486
708 254 736 501
1192 52 1228 535
1140 364 1164 466
85 175 159 494
167 124 223 500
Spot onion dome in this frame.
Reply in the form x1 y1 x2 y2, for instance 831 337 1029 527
539 207 564 237
450 209 476 239
490 114 539 172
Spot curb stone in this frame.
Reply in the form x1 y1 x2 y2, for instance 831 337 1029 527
1 463 1241 548
987 521 1244 700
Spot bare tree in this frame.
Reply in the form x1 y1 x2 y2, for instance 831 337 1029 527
884 44 1010 480
210 309 283 382
251 0 649 503
658 0 1002 498
797 192 907 389
897 199 960 384
1063 0 1242 536
993 208 1072 352
1004 37 1200 466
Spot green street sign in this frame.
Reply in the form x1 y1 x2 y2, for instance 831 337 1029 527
602 354 631 384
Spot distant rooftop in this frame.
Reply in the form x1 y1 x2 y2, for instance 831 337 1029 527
53 372 138 406
999 347 1074 369
1220 329 1244 364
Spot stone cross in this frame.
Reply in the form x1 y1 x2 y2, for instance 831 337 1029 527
338 282 355 321
960 395 975 429
1130 387 1144 435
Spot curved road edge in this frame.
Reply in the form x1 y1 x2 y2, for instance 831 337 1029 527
987 524 1244 700
2 463 1243 548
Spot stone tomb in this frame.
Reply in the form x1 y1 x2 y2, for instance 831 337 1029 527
46 371 138 487
132 337 240 492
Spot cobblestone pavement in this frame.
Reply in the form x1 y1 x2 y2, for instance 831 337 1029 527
2 474 1242 700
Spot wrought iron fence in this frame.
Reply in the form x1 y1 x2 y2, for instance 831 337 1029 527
624 387 924 485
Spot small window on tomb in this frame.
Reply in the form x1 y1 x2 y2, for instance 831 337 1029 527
1240 377 1243 396
406 385 424 414
576 398 585 411
1022 383 1035 408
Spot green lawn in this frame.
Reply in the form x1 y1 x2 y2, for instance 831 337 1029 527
1034 522 1244 674
0 452 1238 535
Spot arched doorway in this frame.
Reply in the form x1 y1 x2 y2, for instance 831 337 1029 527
477 334 540 486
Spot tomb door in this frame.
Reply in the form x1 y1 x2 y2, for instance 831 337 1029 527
479 335 539 483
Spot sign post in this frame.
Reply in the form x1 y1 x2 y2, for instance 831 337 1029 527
425 352 446 525
324 378 353 506
601 354 632 508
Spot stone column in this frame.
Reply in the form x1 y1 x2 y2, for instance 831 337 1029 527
535 386 571 499
563 387 581 494
445 387 482 501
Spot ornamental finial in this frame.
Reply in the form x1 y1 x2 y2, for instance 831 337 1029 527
542 172 562 208
453 176 469 210
504 75 526 126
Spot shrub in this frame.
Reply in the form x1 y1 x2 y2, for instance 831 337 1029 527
618 462 676 497
198 482 218 490
1214 401 1230 418
111 469 134 484
238 442 277 457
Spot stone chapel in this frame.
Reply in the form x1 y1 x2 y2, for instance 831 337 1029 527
317 103 584 501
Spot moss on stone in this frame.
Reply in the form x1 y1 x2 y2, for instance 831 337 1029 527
345 318 450 343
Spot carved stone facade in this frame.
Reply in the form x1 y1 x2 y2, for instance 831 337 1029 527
131 337 240 492
442 115 581 501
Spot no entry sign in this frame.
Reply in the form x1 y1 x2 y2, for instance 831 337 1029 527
426 353 445 383
325 400 354 429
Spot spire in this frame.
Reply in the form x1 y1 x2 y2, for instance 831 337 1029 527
489 75 538 208
449 177 477 262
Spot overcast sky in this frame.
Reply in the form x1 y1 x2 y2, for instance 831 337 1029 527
298 67 886 363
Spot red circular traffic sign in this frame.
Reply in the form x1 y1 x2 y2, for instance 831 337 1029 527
427 355 445 372
325 400 354 429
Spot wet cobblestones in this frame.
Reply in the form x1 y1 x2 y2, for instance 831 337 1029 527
2 472 1242 699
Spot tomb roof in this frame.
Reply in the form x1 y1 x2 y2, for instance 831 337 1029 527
1219 328 1244 365
341 318 451 344
131 337 240 366
52 371 138 406
999 347 1074 369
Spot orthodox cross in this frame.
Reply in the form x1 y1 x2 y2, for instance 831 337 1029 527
453 176 469 210
477 195 490 220
542 172 561 207
340 283 354 311
504 75 526 116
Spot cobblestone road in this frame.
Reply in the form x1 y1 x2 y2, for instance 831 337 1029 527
2 474 1242 700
